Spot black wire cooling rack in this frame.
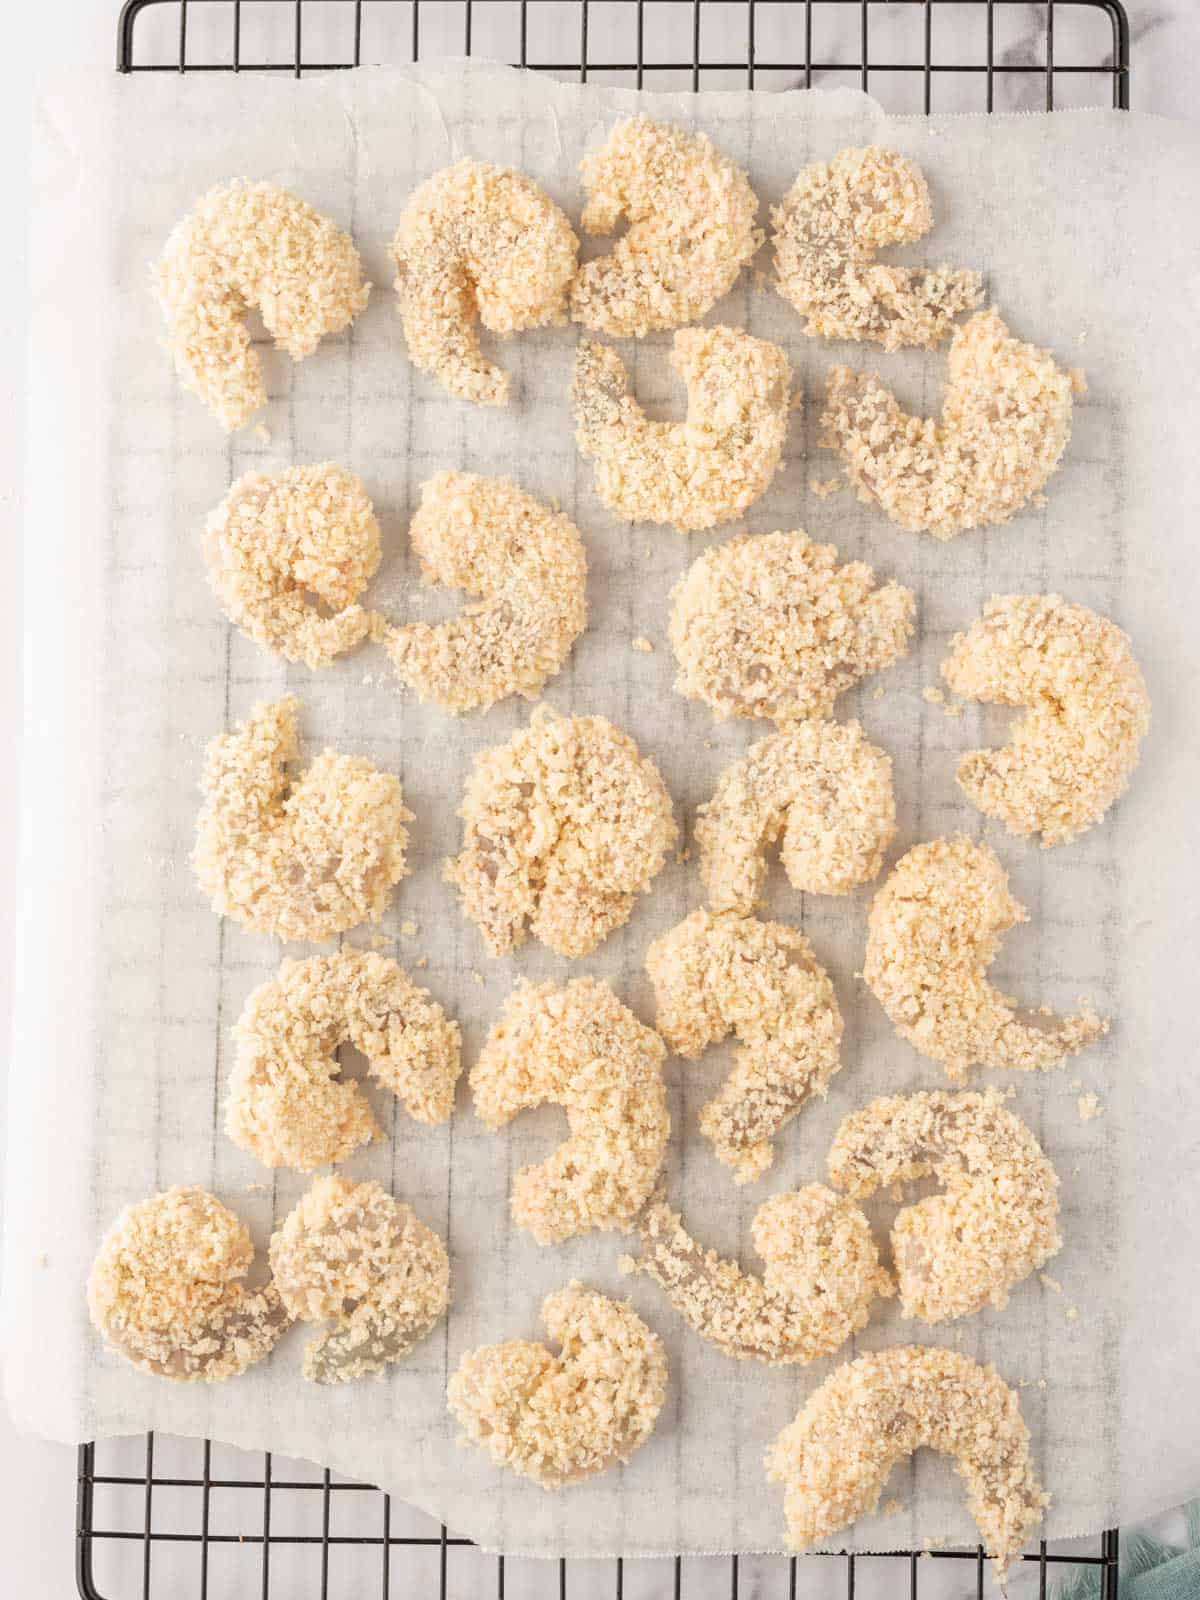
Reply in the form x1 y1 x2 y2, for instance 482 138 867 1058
78 4 1130 1597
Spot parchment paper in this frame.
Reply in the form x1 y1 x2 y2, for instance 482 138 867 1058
6 61 1200 1560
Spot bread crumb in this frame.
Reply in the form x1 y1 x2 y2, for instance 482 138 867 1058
923 686 945 705
808 476 842 500
1065 1305 1080 1322
632 636 654 654
254 423 271 443
1078 1092 1104 1121
883 1498 903 1517
401 921 419 937
1039 1273 1062 1294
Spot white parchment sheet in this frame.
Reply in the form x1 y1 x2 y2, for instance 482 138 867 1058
6 61 1200 1560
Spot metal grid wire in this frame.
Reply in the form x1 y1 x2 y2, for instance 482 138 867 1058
77 3 1129 1596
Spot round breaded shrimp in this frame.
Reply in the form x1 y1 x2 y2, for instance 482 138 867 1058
447 1282 667 1487
384 471 587 714
864 836 1107 1080
942 593 1151 846
203 464 383 669
88 1187 289 1382
696 720 895 914
154 180 370 431
626 1186 892 1365
669 530 915 723
392 159 578 407
193 696 411 943
772 146 982 350
444 705 676 959
829 1089 1061 1323
269 1177 449 1384
821 307 1076 539
571 328 792 533
225 949 461 1174
570 115 761 338
471 978 670 1244
766 1346 1048 1580
646 909 842 1184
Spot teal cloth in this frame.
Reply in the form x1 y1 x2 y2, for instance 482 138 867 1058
1054 1506 1200 1599
1126 1548 1200 1600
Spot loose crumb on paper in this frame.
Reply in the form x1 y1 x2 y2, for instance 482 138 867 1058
1040 1273 1063 1294
401 920 419 937
922 686 945 705
632 636 654 654
1078 1092 1105 1121
808 475 842 500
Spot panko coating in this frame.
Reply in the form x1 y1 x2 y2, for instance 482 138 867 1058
154 180 369 431
626 1186 892 1365
695 720 895 914
821 307 1075 539
447 1282 667 1487
669 530 915 723
571 328 792 533
392 159 578 406
570 115 761 338
646 909 842 1184
203 463 383 669
942 593 1151 846
828 1089 1061 1323
470 978 670 1244
269 1177 449 1384
193 696 411 943
444 705 676 959
87 1187 289 1382
772 145 982 350
384 470 587 714
225 949 461 1173
766 1346 1048 1581
864 836 1107 1079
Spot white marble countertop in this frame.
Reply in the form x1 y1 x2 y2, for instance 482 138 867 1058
1 3 1195 1595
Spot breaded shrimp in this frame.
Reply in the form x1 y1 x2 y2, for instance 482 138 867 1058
154 180 369 431
269 1177 449 1384
444 705 676 959
646 910 842 1184
669 530 915 723
570 115 761 337
864 836 1107 1079
942 593 1151 846
766 1346 1048 1581
571 328 791 533
447 1282 667 1486
384 471 587 713
225 949 461 1173
626 1186 892 1364
695 720 895 913
203 463 383 669
193 696 411 943
471 978 669 1244
392 159 578 406
772 146 982 349
828 1089 1061 1322
821 307 1075 538
88 1187 289 1382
